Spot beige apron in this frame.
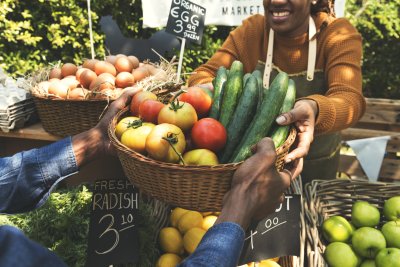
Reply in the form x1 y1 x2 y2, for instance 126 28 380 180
257 17 340 185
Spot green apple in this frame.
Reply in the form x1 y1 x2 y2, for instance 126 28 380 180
182 149 219 166
322 215 354 243
360 259 376 267
375 248 400 267
351 201 380 228
381 220 400 248
324 242 359 267
383 196 400 221
351 227 386 258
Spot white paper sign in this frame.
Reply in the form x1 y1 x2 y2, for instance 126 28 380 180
346 136 390 182
142 0 264 28
334 0 346 18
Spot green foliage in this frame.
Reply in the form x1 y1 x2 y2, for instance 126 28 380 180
0 0 399 97
346 0 400 99
0 185 161 267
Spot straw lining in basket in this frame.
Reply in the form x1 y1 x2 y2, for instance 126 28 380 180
304 179 400 267
109 107 297 212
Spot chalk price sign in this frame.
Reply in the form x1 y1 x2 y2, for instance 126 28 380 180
86 179 139 267
166 0 206 44
239 194 301 264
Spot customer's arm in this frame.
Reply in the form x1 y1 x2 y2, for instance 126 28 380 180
0 88 141 214
180 138 292 267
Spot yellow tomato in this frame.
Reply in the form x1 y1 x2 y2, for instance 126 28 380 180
121 122 155 154
115 116 140 139
146 123 186 163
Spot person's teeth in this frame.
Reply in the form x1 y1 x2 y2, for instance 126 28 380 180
272 11 289 17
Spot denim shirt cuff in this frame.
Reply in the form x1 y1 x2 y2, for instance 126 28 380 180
180 222 245 267
34 137 78 207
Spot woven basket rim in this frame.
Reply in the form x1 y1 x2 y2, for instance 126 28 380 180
108 107 297 170
32 93 112 103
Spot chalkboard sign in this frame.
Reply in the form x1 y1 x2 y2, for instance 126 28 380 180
239 194 301 265
166 0 206 44
86 179 139 267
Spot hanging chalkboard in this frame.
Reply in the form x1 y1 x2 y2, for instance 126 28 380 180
86 179 140 267
165 0 206 44
238 194 301 265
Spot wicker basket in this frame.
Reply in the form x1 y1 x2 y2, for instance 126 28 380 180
109 107 297 212
304 179 400 267
32 94 110 136
153 177 305 267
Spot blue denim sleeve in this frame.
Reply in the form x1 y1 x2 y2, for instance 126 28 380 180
179 222 245 267
0 137 78 214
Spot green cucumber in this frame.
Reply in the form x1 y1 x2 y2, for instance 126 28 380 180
220 74 260 163
269 79 297 148
209 67 228 119
243 73 252 86
230 72 289 163
252 69 263 110
218 61 244 128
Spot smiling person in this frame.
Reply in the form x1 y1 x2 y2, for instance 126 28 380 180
189 0 366 184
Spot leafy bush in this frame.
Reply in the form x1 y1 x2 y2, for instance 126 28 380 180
346 0 400 99
0 0 399 97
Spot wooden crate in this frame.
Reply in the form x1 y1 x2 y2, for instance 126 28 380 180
339 98 400 182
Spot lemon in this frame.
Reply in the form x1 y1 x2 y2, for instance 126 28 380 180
156 253 182 267
201 211 213 216
177 211 203 234
159 227 183 254
259 259 281 267
183 227 206 254
170 207 190 228
202 215 218 231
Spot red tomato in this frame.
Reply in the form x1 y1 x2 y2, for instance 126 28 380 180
191 118 227 153
130 91 157 115
139 100 165 124
178 87 212 117
158 102 198 132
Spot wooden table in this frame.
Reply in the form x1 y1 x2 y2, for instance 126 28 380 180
0 123 125 186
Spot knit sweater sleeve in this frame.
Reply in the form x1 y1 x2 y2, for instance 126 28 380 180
301 18 366 135
188 15 265 86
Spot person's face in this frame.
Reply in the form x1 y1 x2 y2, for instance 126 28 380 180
263 0 313 37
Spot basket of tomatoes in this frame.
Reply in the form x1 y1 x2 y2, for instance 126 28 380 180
29 55 177 136
109 61 297 211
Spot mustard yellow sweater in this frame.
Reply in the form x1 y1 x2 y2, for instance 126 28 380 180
188 12 366 135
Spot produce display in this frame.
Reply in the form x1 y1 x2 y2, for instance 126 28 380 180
322 196 400 267
31 54 170 100
114 60 296 166
156 207 281 267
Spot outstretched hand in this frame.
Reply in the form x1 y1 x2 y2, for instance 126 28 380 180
72 87 142 166
216 138 291 229
275 99 318 178
95 87 143 156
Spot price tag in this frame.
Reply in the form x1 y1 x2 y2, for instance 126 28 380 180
166 0 206 45
86 179 139 267
238 194 301 264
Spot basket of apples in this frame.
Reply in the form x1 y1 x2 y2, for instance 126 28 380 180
304 179 400 267
29 54 174 136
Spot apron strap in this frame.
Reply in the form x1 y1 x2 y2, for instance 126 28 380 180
307 16 317 81
263 29 274 88
263 16 318 88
